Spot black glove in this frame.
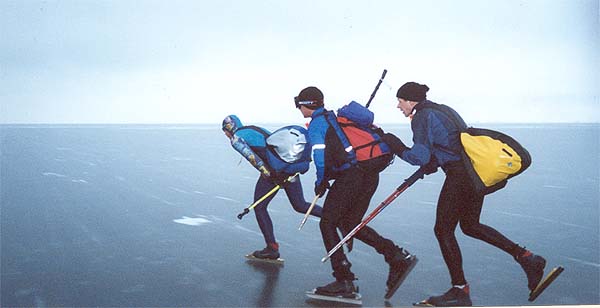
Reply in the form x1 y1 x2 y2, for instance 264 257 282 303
422 157 439 175
372 126 385 137
381 133 408 156
314 180 330 197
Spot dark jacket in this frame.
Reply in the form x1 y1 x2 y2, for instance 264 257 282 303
401 100 465 168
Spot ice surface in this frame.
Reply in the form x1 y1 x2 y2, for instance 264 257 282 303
1 124 598 307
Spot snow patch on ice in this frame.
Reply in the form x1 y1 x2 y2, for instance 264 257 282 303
234 224 262 236
563 256 600 268
214 196 240 203
543 185 568 189
492 210 593 230
43 172 67 177
150 195 176 205
173 216 212 226
170 187 190 194
172 157 193 161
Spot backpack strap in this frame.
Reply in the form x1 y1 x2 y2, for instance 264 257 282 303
417 101 468 132
237 125 270 138
322 111 358 171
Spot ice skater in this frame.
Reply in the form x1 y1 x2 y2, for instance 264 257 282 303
381 81 559 306
294 86 417 303
222 115 323 262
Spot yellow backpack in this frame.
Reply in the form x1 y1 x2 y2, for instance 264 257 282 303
424 103 532 195
460 127 531 194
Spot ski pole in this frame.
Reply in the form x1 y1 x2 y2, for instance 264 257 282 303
298 195 320 230
365 69 388 108
236 173 300 220
237 184 280 220
321 168 425 262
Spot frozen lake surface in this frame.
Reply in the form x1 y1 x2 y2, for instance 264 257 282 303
1 124 598 307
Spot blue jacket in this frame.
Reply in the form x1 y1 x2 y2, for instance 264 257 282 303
307 107 329 186
401 100 464 168
235 125 271 159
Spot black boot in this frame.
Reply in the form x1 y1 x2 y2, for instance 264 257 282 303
515 250 546 291
385 246 418 299
315 280 357 297
421 285 472 307
252 245 280 260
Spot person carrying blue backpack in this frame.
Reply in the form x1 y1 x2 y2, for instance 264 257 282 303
222 115 323 260
294 86 418 301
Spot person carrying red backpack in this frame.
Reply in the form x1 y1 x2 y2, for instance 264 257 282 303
295 86 418 301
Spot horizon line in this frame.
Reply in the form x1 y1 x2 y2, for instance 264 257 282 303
1 121 599 126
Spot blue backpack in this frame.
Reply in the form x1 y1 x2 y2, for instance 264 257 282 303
265 125 312 176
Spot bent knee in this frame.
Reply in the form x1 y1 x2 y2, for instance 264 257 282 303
434 223 453 239
459 222 482 238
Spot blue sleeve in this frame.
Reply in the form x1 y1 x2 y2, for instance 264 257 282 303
230 134 271 177
401 111 434 166
308 118 327 185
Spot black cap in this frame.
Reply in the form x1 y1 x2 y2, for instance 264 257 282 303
294 86 324 109
396 82 429 102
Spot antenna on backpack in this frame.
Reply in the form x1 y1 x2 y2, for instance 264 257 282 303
365 69 388 109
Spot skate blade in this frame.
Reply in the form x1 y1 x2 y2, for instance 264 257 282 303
385 256 418 300
412 300 434 307
306 290 362 305
528 266 564 301
244 254 284 265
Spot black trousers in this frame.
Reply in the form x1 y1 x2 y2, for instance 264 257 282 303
320 167 398 281
435 162 523 285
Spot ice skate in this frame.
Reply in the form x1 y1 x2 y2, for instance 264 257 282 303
414 285 472 307
244 245 284 264
515 250 546 291
385 247 418 299
306 280 362 305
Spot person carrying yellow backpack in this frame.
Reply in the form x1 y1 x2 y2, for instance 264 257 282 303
381 82 561 306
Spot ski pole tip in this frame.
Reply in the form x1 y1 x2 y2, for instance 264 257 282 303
237 209 249 220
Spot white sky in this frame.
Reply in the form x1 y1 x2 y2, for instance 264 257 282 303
1 0 598 124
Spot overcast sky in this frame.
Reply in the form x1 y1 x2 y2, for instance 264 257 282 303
1 0 598 124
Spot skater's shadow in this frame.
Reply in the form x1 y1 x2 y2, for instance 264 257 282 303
245 260 282 307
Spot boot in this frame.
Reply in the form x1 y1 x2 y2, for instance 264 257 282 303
385 246 418 299
315 279 357 297
252 244 280 260
421 285 472 307
515 250 546 291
